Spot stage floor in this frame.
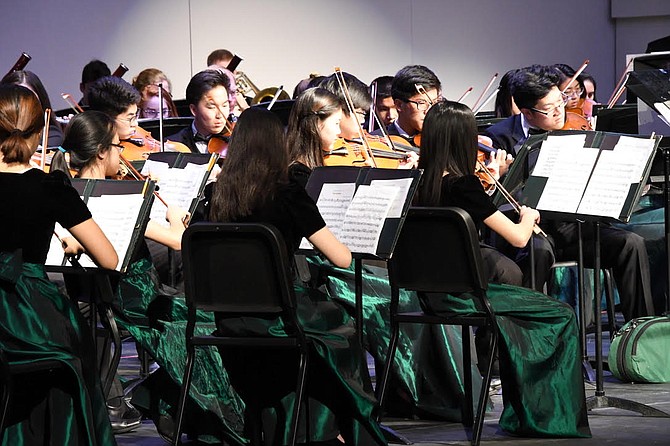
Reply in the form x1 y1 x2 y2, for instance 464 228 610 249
115 319 670 446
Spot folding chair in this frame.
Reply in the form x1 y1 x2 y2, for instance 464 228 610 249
173 222 309 446
376 207 499 446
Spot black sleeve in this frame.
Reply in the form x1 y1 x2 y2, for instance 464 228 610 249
285 181 326 239
45 170 92 229
443 175 498 225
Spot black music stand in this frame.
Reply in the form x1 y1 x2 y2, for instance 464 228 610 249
303 166 423 444
521 131 670 417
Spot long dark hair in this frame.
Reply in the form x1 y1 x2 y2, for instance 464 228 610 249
1 70 59 128
209 107 287 222
416 100 478 206
494 69 519 118
61 111 116 170
0 84 44 164
286 87 342 169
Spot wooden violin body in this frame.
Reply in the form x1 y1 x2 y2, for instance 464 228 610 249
120 126 190 161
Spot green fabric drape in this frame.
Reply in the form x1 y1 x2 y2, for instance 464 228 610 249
0 251 116 446
317 259 591 438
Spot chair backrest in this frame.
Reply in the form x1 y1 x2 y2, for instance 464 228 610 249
389 207 488 295
182 223 296 317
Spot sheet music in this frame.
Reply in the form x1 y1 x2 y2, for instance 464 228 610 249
147 162 210 228
313 183 356 237
612 135 656 183
45 223 67 266
338 184 399 254
577 150 632 218
370 178 413 218
78 194 144 269
532 134 587 177
536 147 598 213
141 159 170 180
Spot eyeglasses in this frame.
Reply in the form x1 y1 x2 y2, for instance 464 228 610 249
116 112 139 124
405 96 443 112
563 86 583 98
111 142 124 153
141 108 170 119
530 95 568 117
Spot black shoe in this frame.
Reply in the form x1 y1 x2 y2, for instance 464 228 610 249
108 399 142 434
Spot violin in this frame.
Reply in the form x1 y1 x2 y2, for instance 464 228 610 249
475 137 498 192
323 137 371 166
562 111 591 131
207 119 235 156
120 126 190 161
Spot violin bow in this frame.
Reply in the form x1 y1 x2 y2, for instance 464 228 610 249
40 108 51 171
471 72 498 111
456 87 474 104
415 83 435 105
334 67 377 167
61 93 84 114
473 87 500 115
476 158 546 236
267 85 284 110
368 80 377 133
157 83 165 152
560 59 589 95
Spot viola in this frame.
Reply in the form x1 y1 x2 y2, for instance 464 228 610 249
120 126 190 161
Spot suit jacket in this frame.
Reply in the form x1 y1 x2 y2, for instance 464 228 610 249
168 127 200 153
483 114 526 155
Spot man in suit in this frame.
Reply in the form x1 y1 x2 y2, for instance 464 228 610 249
169 70 231 154
486 65 654 321
372 65 442 152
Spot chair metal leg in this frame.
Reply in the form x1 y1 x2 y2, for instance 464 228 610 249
472 325 497 446
462 325 474 427
0 376 10 436
375 321 400 422
289 350 308 446
173 345 196 446
603 269 617 341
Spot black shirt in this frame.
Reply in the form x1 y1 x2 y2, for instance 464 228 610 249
0 169 91 263
439 174 498 226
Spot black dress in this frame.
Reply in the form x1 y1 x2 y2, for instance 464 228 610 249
212 180 386 445
0 169 115 445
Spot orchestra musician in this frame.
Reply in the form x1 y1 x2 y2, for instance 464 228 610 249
371 64 442 152
287 87 344 187
206 48 235 69
169 70 232 154
1 70 64 147
79 59 111 106
87 75 141 147
208 106 385 445
132 68 178 118
485 65 655 321
415 98 591 439
493 69 521 118
0 83 118 445
368 75 397 128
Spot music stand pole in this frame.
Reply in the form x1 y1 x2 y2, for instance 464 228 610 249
664 145 670 314
586 220 669 416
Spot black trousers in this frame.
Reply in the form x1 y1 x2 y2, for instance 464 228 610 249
552 222 654 321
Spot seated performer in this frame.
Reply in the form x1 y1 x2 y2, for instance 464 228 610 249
417 99 591 438
372 64 442 151
87 75 141 143
369 75 398 128
208 107 385 445
79 59 111 106
132 68 178 119
169 70 231 154
0 84 117 445
485 65 655 320
493 69 521 118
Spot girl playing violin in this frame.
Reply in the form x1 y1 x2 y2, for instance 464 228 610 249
418 100 541 286
209 107 385 445
416 99 591 439
286 87 345 186
0 84 118 445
